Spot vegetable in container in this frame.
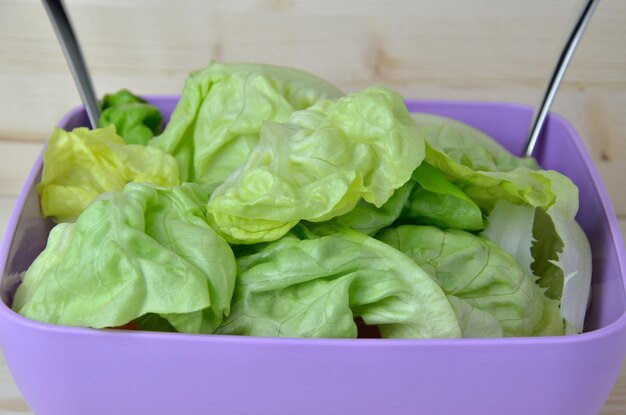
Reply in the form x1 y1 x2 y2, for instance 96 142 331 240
11 62 591 339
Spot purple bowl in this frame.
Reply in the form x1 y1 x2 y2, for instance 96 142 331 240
1 97 625 415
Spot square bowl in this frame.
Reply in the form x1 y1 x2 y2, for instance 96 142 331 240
1 97 625 415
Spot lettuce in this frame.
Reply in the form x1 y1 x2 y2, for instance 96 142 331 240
327 181 416 236
483 199 591 334
412 113 572 212
412 113 539 172
446 296 503 338
327 162 484 235
216 225 461 338
97 89 163 145
401 162 485 230
482 199 536 277
19 64 592 339
206 87 425 244
150 62 344 185
376 225 563 337
316 162 484 236
14 182 237 333
38 126 180 222
411 113 589 334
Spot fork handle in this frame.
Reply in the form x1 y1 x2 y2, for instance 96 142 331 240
42 0 100 129
523 0 599 158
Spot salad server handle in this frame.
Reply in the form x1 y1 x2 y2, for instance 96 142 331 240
523 0 599 158
42 0 100 129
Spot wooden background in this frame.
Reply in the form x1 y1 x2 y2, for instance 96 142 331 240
0 0 625 413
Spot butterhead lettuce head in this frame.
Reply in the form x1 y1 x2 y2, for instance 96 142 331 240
38 125 180 222
377 225 563 337
206 87 425 244
150 62 344 185
217 225 461 339
97 89 163 145
15 182 236 334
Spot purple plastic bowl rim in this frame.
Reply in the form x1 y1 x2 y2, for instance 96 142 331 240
1 97 625 348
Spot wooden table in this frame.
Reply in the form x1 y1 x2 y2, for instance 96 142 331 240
1 0 625 413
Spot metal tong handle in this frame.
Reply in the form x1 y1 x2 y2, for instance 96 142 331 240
523 0 599 157
42 0 100 128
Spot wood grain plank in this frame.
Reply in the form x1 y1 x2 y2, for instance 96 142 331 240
1 0 625 135
0 142 41 197
0 196 16 239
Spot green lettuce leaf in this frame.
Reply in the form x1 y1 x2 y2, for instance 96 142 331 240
414 113 589 334
412 113 579 213
411 113 539 172
482 199 591 334
38 125 180 222
531 207 566 299
323 180 415 236
533 205 592 335
150 62 344 185
446 296 503 338
318 162 484 235
376 225 561 337
206 87 425 244
400 162 485 230
532 296 565 336
482 199 536 277
215 225 461 338
97 89 163 145
13 182 237 333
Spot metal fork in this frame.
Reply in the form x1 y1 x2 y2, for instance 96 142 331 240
523 0 599 157
41 0 100 128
